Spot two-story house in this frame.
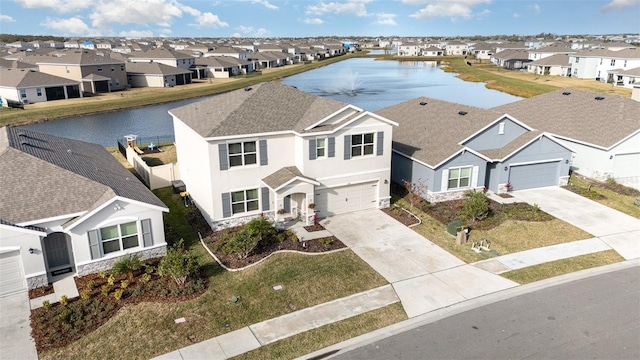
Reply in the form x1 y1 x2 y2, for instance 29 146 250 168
169 82 397 230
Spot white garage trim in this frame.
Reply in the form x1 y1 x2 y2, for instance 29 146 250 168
0 250 26 297
507 158 563 167
316 180 379 217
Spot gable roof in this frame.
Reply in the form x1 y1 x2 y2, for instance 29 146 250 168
125 62 192 76
31 50 124 66
491 89 640 148
262 166 319 191
169 82 350 138
528 53 571 66
0 127 166 225
375 97 502 166
130 47 194 60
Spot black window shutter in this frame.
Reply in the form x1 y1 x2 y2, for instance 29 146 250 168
376 131 384 156
344 135 351 160
141 218 153 247
309 139 317 160
218 143 228 170
259 140 268 165
221 192 231 217
261 187 270 211
88 230 101 260
328 137 335 157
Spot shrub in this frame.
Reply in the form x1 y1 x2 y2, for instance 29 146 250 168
222 228 259 259
59 295 68 306
140 273 151 284
98 270 108 279
158 241 199 286
402 178 428 211
120 280 129 289
112 254 143 280
244 216 276 244
319 237 334 248
144 264 155 274
459 190 490 223
107 274 115 286
42 300 51 309
80 290 91 300
101 285 110 297
113 289 124 302
86 280 95 291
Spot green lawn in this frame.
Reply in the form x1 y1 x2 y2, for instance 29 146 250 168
39 187 388 360
564 175 640 219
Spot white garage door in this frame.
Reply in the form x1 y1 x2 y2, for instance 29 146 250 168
613 153 640 179
508 161 560 191
316 181 378 217
0 251 26 296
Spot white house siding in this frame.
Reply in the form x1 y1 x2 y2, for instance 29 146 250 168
173 118 216 224
0 225 48 290
0 88 20 103
128 74 166 88
0 87 47 103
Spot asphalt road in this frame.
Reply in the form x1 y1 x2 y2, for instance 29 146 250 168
334 266 640 360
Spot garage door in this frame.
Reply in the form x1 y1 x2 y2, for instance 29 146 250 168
613 153 640 180
0 251 26 296
316 181 378 217
508 161 560 191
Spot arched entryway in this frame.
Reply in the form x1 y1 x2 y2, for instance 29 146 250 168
43 232 74 277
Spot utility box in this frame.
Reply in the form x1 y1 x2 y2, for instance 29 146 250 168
447 220 464 236
456 231 468 245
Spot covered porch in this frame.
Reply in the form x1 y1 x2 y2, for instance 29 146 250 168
262 166 319 226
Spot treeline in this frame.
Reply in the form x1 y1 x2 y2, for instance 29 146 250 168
0 34 65 43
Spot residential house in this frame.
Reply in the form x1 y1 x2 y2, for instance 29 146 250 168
32 50 128 93
232 42 258 52
445 41 469 56
526 54 572 76
376 98 573 202
527 45 575 61
169 82 397 230
493 89 640 188
204 47 251 61
607 67 640 88
126 62 192 87
569 48 640 82
470 43 493 61
398 42 421 56
491 49 531 70
421 46 443 57
64 41 80 49
0 68 82 104
0 127 168 296
129 48 196 70
194 56 254 79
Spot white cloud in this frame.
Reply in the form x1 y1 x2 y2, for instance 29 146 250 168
89 0 182 28
527 3 541 14
254 28 268 37
230 32 242 38
373 13 397 25
236 25 254 33
119 29 154 38
513 13 520 18
303 18 324 24
40 17 101 36
15 0 92 13
306 0 372 17
602 0 640 11
252 0 278 10
0 14 15 22
191 12 228 28
405 0 492 20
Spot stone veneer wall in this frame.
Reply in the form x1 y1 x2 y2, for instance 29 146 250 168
76 246 167 277
426 189 469 203
27 273 49 290
211 211 276 232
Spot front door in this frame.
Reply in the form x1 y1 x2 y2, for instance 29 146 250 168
44 233 71 269
283 195 291 213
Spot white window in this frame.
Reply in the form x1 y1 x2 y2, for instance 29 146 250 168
351 133 374 157
99 221 139 255
448 167 472 189
498 122 505 135
316 138 326 158
20 89 26 98
65 66 70 73
575 57 579 63
36 88 42 96
231 189 259 214
610 59 616 66
228 141 257 167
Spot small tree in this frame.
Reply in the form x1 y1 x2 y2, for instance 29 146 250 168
402 178 428 211
459 190 490 223
158 241 198 286
244 216 276 244
222 228 259 259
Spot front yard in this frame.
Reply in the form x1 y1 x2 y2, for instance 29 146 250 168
36 187 392 360
563 174 640 219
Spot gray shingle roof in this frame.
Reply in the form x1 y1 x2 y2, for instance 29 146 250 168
130 47 194 60
528 53 570 66
491 89 640 148
169 82 349 138
375 97 502 166
125 62 192 76
31 50 125 66
0 68 80 88
262 166 316 189
0 127 166 224
479 131 541 160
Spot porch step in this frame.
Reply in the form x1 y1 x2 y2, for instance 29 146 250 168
30 275 79 309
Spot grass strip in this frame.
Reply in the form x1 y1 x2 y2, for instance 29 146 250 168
501 250 624 284
565 176 640 219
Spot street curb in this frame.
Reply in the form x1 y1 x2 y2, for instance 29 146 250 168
297 259 640 360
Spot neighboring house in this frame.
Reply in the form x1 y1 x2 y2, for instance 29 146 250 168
491 49 531 70
0 127 168 296
204 47 251 61
527 45 575 61
493 89 640 189
33 50 127 93
569 48 640 81
129 48 196 70
398 42 421 56
0 68 82 104
526 53 572 76
422 46 444 57
169 82 397 231
126 62 193 87
194 56 254 79
445 41 469 56
607 67 640 88
471 44 493 61
376 98 573 202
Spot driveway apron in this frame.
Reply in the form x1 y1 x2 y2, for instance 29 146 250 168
513 187 640 260
321 209 517 318
0 291 38 360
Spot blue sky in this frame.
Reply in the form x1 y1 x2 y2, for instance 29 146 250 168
0 0 638 38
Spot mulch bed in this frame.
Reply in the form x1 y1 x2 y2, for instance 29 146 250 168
204 227 345 269
303 223 326 232
381 206 420 227
29 284 54 300
30 258 207 352
497 193 514 198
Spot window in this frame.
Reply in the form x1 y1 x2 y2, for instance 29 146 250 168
99 221 139 255
20 89 26 98
120 64 125 71
575 57 579 63
228 141 257 167
316 138 326 158
624 60 627 67
498 122 505 135
231 189 259 214
610 59 616 66
65 66 70 73
351 133 374 157
97 67 103 72
111 66 115 71
36 88 42 96
448 167 471 189
599 59 602 65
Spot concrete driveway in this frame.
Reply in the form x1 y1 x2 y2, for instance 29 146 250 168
513 187 640 260
0 291 38 359
321 209 517 318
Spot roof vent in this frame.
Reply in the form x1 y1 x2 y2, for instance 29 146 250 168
244 87 252 91
458 111 468 116
594 96 605 100
419 101 427 106
562 91 571 95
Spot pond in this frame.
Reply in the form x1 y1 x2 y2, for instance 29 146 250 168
21 58 521 147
